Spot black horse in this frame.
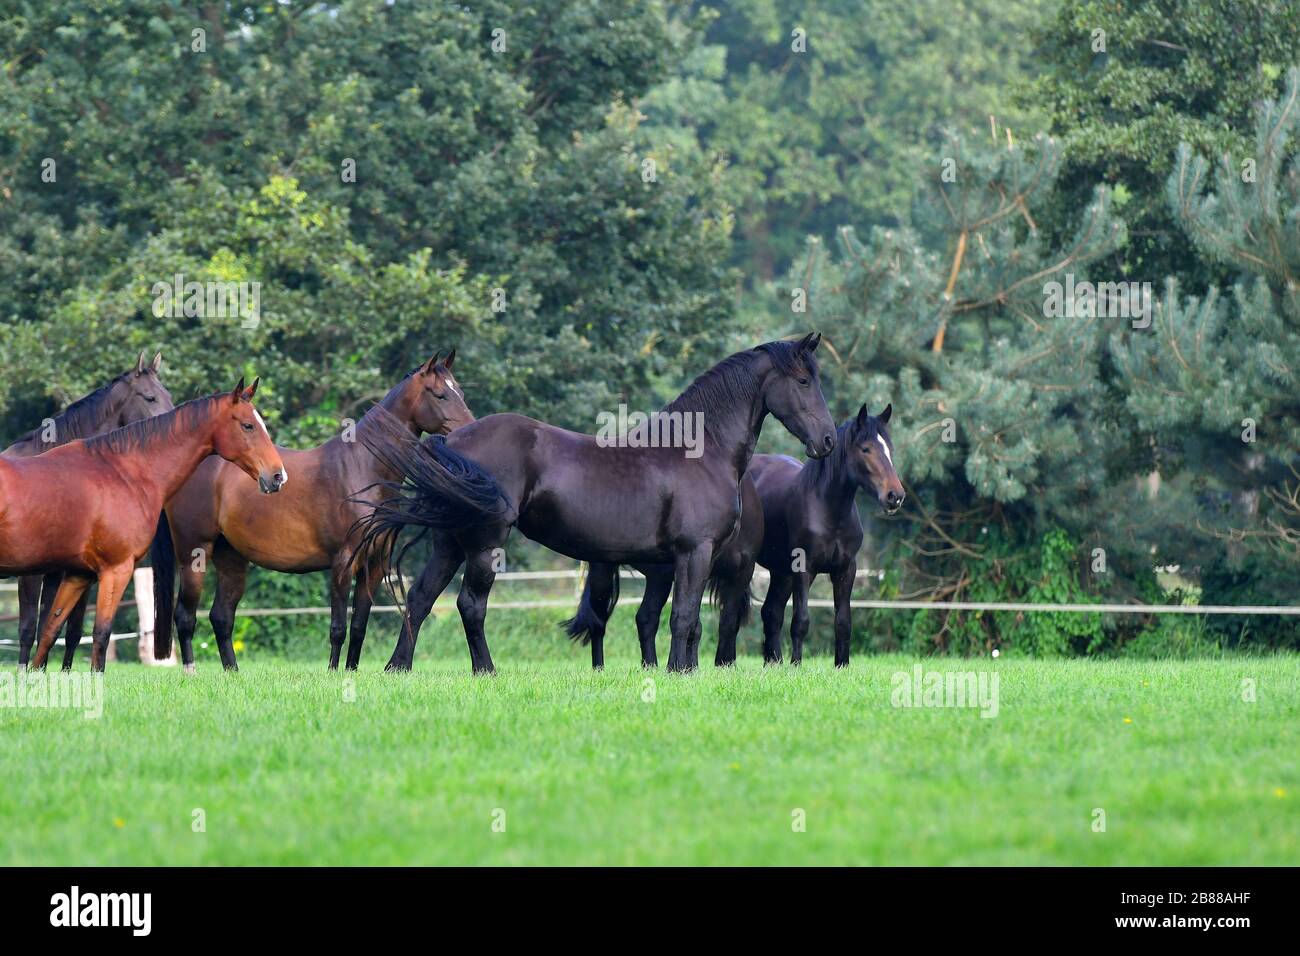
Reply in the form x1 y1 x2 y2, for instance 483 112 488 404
563 474 763 669
751 404 903 666
568 403 904 667
2 352 172 668
358 335 837 673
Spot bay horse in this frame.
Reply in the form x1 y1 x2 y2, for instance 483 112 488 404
357 334 837 673
567 404 903 667
0 379 286 672
2 352 173 669
155 352 472 672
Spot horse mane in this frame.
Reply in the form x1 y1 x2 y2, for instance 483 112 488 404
803 413 886 492
662 340 815 419
9 376 127 448
83 393 224 455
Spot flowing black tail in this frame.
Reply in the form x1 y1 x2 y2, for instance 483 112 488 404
151 511 176 659
562 565 621 645
350 407 513 585
708 569 753 626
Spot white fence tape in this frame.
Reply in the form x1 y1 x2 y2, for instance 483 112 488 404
2 564 1297 657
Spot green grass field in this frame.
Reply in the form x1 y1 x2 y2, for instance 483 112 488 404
2 629 1296 865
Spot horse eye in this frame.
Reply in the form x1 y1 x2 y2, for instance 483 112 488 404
433 392 447 401
798 377 810 387
144 394 157 403
241 422 254 432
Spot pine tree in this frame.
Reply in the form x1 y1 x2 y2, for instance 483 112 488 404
1111 69 1300 588
787 129 1132 650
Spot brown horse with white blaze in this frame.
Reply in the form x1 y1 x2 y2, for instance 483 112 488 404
155 352 472 672
0 379 285 672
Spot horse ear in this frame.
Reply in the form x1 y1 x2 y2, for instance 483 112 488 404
857 404 870 429
423 351 442 374
151 351 163 372
878 403 892 425
797 332 821 353
231 377 246 401
444 348 456 371
136 350 147 373
243 376 260 401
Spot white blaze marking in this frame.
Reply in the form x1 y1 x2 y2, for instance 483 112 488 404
876 434 894 466
250 408 286 483
443 374 462 398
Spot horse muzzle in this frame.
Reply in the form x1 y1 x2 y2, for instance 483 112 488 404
805 431 835 459
258 469 288 494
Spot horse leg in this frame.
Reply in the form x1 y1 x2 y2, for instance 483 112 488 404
15 574 43 669
666 544 711 673
760 571 793 665
635 569 672 668
30 574 93 671
326 557 351 671
60 589 91 671
209 540 249 671
789 571 812 666
175 546 210 673
831 560 856 667
585 563 618 670
714 560 755 667
456 545 501 675
344 557 385 671
88 564 134 673
387 533 464 672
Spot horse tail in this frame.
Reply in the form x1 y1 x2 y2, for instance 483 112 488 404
349 407 513 582
708 569 753 627
561 566 621 645
151 511 176 659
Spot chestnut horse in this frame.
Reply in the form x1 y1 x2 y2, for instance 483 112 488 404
568 404 904 667
155 352 472 672
2 352 173 669
0 379 285 671
357 334 837 674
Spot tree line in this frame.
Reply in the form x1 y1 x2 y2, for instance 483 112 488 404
2 1 1296 652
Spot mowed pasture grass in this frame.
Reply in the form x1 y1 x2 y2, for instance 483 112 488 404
1 636 1296 865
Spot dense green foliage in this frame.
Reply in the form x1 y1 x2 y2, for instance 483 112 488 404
1 1 1297 657
1 656 1295 864
0 0 733 437
1025 0 1300 285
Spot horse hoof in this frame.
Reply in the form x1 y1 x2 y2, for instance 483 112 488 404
184 663 196 675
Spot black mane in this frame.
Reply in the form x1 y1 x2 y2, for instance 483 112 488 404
663 340 816 419
9 376 126 448
804 412 888 492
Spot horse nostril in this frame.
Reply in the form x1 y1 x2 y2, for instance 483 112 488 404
822 433 835 453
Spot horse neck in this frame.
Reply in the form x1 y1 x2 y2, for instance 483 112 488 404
801 426 858 513
347 385 423 481
664 365 768 480
54 382 128 444
109 408 219 505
